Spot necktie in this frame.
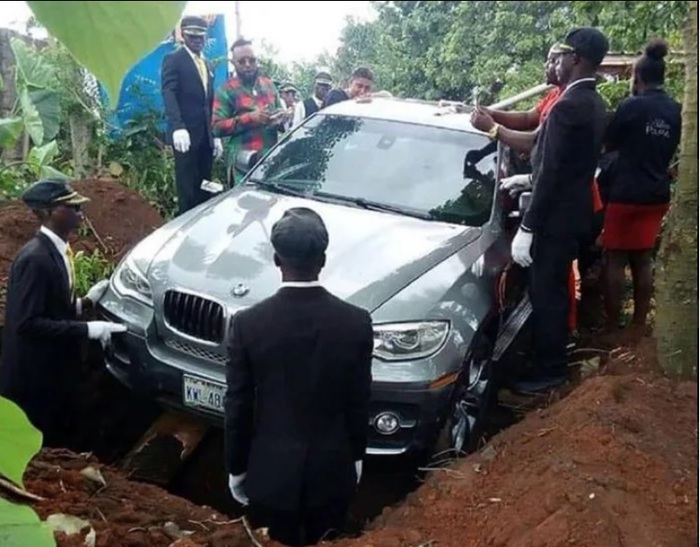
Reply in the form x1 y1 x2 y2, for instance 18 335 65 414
66 244 76 297
194 55 208 93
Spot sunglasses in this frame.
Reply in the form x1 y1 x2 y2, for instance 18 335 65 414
59 203 83 212
234 56 258 66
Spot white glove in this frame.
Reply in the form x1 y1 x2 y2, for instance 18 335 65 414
500 174 532 198
355 460 362 484
228 473 249 506
85 279 109 304
87 321 127 349
172 129 191 153
511 228 534 268
213 138 223 158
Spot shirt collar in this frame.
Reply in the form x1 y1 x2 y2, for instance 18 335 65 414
184 45 204 60
280 281 322 288
40 225 68 255
565 77 596 91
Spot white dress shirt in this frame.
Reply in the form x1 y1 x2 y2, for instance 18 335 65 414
40 226 71 289
40 225 81 313
292 96 323 127
280 281 322 288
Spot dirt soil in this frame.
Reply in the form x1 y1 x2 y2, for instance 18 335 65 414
4 333 693 547
335 334 698 547
0 177 163 321
24 450 257 547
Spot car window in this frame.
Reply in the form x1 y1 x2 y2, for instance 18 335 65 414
247 114 497 226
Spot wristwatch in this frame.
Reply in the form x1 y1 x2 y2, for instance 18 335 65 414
487 123 501 140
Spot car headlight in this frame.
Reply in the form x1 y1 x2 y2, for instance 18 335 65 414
111 254 153 305
373 321 450 362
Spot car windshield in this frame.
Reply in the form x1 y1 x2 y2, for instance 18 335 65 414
245 113 498 226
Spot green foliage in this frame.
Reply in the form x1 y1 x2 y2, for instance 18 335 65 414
27 1 188 108
332 1 688 103
102 102 178 218
572 1 688 51
40 39 101 119
0 397 43 488
258 40 290 84
0 119 24 149
0 36 68 202
0 397 50 543
598 79 632 109
8 37 62 147
0 140 66 201
256 41 328 100
0 498 55 547
73 248 114 296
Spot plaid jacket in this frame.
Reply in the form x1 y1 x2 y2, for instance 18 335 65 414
212 74 283 173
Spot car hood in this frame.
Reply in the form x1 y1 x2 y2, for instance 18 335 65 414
148 187 480 312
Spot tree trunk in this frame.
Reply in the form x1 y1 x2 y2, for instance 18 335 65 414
69 112 92 178
654 0 698 379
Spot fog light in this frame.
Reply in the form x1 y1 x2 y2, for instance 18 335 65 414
374 412 400 435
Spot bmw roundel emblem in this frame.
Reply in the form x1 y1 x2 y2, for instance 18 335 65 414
231 283 249 297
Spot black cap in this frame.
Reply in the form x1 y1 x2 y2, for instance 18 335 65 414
315 71 333 85
21 178 89 210
561 27 609 66
270 208 329 266
280 82 298 93
181 15 208 36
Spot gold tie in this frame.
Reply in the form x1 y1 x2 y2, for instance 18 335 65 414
66 244 76 296
195 55 208 93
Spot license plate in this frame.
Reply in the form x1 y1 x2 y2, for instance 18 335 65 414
183 375 226 413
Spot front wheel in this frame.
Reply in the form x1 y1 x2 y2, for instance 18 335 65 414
445 334 496 456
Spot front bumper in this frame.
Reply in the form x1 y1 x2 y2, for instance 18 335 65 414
101 306 456 457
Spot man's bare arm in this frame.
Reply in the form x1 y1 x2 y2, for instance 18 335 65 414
486 108 541 131
495 126 539 155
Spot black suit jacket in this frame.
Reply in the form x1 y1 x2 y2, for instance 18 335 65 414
224 286 373 512
161 46 215 148
0 233 87 433
525 80 608 238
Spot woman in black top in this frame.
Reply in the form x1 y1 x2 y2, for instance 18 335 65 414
602 39 682 330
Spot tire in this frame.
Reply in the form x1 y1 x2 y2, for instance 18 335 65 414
444 331 497 457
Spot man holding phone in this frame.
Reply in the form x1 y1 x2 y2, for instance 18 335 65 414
212 38 286 184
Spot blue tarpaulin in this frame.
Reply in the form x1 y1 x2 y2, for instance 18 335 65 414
104 14 229 138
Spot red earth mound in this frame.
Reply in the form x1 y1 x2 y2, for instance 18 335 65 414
0 177 163 321
24 449 260 547
335 335 698 547
13 333 693 547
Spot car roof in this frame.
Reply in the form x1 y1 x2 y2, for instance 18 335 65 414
320 96 486 134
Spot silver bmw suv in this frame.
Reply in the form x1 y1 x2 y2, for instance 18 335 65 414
97 96 529 459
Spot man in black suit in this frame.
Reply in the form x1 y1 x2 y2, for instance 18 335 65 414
0 179 126 445
508 27 609 393
161 16 223 215
224 207 374 546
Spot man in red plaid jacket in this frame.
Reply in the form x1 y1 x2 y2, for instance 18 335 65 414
212 38 285 183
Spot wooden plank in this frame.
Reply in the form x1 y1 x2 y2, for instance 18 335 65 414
119 410 210 485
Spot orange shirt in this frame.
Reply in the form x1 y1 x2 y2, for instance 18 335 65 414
535 87 563 124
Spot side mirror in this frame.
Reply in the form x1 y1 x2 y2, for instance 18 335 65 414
234 150 260 175
518 191 532 216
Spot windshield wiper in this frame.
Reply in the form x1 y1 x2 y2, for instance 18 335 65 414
247 180 436 221
246 178 309 198
313 190 436 221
